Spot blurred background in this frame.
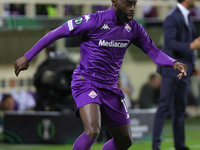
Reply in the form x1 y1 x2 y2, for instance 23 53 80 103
0 0 200 149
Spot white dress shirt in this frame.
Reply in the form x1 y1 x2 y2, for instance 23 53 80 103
177 3 190 26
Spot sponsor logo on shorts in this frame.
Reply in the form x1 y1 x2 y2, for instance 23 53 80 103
98 40 130 48
68 20 74 31
88 90 97 99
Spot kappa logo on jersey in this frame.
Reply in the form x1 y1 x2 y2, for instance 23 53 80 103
99 40 130 48
88 90 97 99
125 24 132 32
101 24 110 30
68 20 74 31
85 15 90 22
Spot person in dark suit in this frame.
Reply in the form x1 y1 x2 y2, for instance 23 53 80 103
152 0 200 150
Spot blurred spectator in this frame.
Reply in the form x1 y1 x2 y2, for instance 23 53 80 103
0 91 35 112
34 45 77 112
36 5 48 16
0 93 3 103
138 73 161 108
93 5 108 13
142 5 157 18
36 4 57 17
65 5 74 16
0 94 15 111
2 3 10 17
65 5 82 16
190 7 200 19
46 5 57 18
190 51 200 105
142 0 161 18
10 89 36 111
10 4 25 16
187 80 197 105
118 70 134 109
45 44 56 55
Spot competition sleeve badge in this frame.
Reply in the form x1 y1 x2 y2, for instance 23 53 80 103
74 17 83 25
88 90 97 99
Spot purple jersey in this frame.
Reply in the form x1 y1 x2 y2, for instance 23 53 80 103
25 7 176 87
66 7 176 86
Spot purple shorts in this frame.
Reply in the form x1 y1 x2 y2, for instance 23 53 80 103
71 75 130 126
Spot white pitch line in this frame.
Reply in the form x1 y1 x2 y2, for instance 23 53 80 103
191 144 200 148
162 144 200 150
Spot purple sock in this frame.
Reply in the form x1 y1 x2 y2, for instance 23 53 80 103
72 132 96 150
102 139 120 150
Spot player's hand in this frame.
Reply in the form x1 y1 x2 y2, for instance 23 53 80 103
173 61 188 79
14 56 29 76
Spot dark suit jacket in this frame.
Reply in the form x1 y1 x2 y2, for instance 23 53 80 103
157 6 198 78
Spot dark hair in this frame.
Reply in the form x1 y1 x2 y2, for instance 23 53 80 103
177 0 184 3
1 94 12 102
149 73 158 81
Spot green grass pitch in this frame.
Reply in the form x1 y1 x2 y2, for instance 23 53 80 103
0 117 199 150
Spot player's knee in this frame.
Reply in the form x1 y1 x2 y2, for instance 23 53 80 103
85 126 101 140
126 136 133 148
117 136 133 149
125 136 133 148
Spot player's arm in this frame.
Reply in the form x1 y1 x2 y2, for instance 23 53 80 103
132 22 188 79
14 25 68 76
147 48 188 79
14 15 95 76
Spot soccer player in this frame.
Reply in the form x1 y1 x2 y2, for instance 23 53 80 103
14 0 188 149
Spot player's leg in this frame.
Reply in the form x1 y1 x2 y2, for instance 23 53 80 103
100 89 132 150
73 103 101 150
102 124 133 150
80 103 101 139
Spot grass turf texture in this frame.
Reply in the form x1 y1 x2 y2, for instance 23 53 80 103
0 117 199 150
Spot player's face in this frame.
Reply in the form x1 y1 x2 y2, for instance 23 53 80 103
114 0 137 23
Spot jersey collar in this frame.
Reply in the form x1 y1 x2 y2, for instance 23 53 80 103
108 6 118 24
